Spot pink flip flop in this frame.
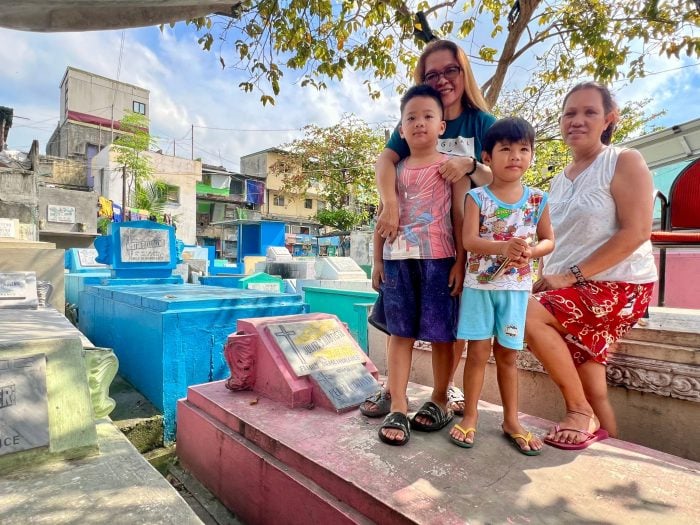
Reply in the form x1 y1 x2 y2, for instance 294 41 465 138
544 426 609 450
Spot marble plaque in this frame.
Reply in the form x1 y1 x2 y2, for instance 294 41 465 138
47 204 76 223
269 319 366 377
77 248 105 268
0 272 38 309
0 353 49 456
310 363 379 411
0 218 17 238
120 227 171 263
247 282 280 292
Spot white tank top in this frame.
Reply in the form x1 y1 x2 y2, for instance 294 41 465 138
543 146 657 284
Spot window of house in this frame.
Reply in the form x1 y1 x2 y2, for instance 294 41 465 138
304 198 313 209
230 179 244 197
166 184 180 203
133 101 146 115
317 201 326 211
273 194 285 207
300 226 310 235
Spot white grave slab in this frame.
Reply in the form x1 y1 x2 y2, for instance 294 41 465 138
0 272 38 309
266 246 293 262
315 257 367 280
77 248 106 268
0 218 18 239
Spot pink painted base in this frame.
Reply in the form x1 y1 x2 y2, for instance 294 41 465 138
226 313 379 412
652 250 700 308
177 380 700 525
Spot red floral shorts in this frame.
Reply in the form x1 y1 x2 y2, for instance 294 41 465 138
535 281 654 366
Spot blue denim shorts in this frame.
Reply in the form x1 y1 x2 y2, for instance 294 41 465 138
370 258 457 342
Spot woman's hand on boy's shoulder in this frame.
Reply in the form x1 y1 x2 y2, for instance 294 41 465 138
439 156 470 183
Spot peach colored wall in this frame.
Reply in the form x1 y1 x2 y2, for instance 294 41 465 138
652 250 700 309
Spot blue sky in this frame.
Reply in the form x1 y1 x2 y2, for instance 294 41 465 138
1 21 698 173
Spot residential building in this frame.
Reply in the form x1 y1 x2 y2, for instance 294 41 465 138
239 148 325 250
91 146 201 244
46 67 150 187
196 163 266 260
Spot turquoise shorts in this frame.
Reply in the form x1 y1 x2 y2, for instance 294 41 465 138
457 288 529 350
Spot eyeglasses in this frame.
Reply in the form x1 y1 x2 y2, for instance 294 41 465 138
423 65 462 85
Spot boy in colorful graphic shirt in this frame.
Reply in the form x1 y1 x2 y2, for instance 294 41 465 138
449 117 555 455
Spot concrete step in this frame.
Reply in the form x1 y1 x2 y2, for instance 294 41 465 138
627 307 700 349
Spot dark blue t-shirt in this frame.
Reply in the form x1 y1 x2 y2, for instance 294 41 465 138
386 108 496 161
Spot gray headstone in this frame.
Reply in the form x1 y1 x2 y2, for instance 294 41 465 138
269 319 366 377
120 227 171 263
310 363 379 411
0 353 49 456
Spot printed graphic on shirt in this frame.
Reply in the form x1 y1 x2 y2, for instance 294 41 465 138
384 159 454 260
437 136 474 157
464 187 547 291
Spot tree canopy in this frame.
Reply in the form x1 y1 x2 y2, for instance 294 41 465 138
271 114 384 229
185 0 699 106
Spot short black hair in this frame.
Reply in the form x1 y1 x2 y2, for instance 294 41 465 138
400 84 444 117
482 117 535 155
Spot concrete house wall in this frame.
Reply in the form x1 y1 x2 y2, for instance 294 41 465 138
91 146 201 244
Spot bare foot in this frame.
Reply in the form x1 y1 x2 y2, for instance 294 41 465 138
380 424 406 443
449 416 477 446
502 422 543 453
546 410 599 445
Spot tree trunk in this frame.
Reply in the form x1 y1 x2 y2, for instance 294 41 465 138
484 0 543 108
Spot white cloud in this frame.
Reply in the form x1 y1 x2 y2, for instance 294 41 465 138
2 23 698 169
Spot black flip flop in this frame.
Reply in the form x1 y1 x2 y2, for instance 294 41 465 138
410 401 454 432
360 388 391 418
378 412 411 446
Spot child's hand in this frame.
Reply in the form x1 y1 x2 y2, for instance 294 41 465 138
502 237 529 260
448 262 465 296
371 262 385 291
508 255 530 269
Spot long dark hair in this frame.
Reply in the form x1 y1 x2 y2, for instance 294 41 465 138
563 81 619 145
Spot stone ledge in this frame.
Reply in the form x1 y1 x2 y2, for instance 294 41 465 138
607 352 700 402
414 338 700 403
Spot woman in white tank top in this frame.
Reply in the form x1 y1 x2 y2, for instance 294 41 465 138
525 82 657 450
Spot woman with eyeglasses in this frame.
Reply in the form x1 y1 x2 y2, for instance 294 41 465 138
362 40 496 422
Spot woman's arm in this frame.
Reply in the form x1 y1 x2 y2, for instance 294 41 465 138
574 149 654 279
374 148 401 240
449 177 469 296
